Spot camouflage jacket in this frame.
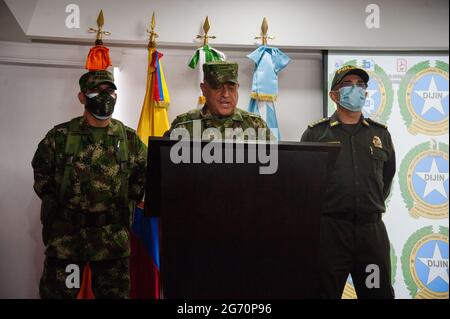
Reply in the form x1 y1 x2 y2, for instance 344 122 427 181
164 106 274 140
32 116 147 261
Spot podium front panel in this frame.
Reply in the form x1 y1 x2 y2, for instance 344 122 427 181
145 139 340 299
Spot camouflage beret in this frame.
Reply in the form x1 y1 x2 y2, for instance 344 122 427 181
79 70 117 92
331 65 369 90
203 61 238 88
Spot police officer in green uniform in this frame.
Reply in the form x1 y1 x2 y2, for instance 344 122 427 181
32 70 147 298
165 61 273 140
301 65 396 299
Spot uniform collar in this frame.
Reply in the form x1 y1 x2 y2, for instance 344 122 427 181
329 111 370 127
201 105 243 122
79 116 121 136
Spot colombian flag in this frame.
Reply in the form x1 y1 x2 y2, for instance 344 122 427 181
129 47 170 299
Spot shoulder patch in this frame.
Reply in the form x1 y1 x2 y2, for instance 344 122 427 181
308 117 330 128
367 118 388 129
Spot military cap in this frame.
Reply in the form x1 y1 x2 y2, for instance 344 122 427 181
79 70 117 92
203 61 239 88
331 65 369 89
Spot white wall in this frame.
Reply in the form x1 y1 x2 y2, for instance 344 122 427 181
0 63 82 299
5 0 449 50
0 40 322 298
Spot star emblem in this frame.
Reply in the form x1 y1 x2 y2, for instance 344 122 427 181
418 242 449 285
415 157 449 199
414 76 449 116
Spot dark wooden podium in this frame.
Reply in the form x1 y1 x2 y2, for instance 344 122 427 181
145 138 340 299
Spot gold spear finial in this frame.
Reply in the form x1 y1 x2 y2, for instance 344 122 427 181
97 10 104 28
203 16 210 34
147 11 159 49
88 10 111 45
255 17 274 45
196 16 216 46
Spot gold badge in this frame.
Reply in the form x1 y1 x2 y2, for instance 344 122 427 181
373 136 382 148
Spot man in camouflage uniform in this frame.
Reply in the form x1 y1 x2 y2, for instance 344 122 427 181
32 70 147 298
301 66 396 299
165 61 273 140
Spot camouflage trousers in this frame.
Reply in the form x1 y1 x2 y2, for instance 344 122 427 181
39 257 130 299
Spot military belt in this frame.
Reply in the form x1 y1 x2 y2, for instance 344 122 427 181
62 208 122 228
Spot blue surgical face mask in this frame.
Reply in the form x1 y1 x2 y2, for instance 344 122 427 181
337 85 366 112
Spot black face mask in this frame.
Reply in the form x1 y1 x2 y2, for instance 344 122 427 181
85 91 116 120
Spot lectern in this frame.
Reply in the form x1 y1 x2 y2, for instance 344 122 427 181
145 138 340 298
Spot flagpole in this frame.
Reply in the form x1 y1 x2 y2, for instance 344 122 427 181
248 17 289 140
85 9 112 71
196 16 216 46
88 10 111 45
147 11 158 49
190 16 226 106
254 17 274 46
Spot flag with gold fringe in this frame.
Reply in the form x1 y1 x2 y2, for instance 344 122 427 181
136 49 170 139
247 45 290 140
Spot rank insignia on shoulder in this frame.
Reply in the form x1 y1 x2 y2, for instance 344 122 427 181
367 118 388 129
308 117 330 128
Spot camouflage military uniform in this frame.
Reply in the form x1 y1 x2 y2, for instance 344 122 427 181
32 116 147 298
164 106 274 140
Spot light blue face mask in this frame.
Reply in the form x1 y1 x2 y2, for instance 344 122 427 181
338 85 366 112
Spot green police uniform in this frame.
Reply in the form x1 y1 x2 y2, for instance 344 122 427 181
301 112 396 299
32 71 147 298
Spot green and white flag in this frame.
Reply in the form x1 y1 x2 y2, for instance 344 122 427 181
188 44 226 106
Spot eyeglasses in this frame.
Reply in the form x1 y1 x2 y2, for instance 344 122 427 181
338 80 367 89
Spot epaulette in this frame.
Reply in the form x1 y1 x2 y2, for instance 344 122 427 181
367 118 388 129
308 117 330 128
